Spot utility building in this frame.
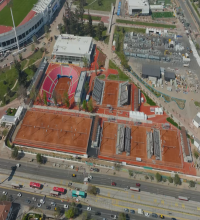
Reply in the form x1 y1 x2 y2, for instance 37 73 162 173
142 64 161 79
52 34 93 66
127 0 150 16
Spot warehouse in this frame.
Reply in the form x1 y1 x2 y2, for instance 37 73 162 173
52 34 93 66
127 0 150 16
142 64 161 79
164 71 176 82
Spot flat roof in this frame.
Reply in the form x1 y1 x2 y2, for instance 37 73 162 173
52 34 93 56
165 71 175 79
14 110 92 154
1 115 17 124
194 114 200 124
142 64 161 78
128 0 149 7
75 71 87 100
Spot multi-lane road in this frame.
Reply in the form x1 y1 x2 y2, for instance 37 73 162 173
0 187 160 220
0 158 200 203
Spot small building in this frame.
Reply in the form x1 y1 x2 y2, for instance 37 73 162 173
52 34 93 66
0 115 18 126
127 0 149 15
15 106 25 120
194 138 200 152
0 201 13 220
193 112 200 128
180 126 192 162
155 107 163 115
74 71 87 103
142 64 161 79
164 71 175 82
129 111 147 120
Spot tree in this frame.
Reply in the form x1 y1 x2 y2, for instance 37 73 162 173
45 32 50 40
53 91 58 106
11 147 18 159
30 64 37 72
63 92 70 108
189 180 195 187
87 185 97 195
97 0 102 6
84 81 89 93
82 211 91 220
54 206 62 217
30 88 37 102
119 213 126 220
43 92 47 105
96 23 102 40
77 98 81 111
2 129 8 136
36 153 42 163
65 202 78 219
31 43 35 51
44 24 49 33
17 85 27 101
168 176 173 183
114 162 122 171
82 100 87 111
128 169 133 177
32 35 37 43
174 174 181 185
14 59 21 74
95 64 97 76
83 57 89 69
193 150 199 159
88 99 93 112
155 172 162 182
2 96 6 105
87 12 93 37
19 53 23 61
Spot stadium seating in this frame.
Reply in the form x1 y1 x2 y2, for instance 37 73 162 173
42 76 53 92
49 67 60 81
61 66 72 77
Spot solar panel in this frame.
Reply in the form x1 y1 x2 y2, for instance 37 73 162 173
92 78 105 104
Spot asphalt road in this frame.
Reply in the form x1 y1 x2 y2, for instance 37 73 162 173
0 158 199 203
0 187 160 220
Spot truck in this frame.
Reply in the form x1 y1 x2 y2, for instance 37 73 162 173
138 208 144 215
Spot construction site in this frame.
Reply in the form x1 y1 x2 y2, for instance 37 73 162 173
124 31 191 65
98 120 184 171
13 109 92 155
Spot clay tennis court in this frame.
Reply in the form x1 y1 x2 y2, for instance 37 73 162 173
54 77 71 101
14 110 92 154
161 129 182 165
102 81 119 106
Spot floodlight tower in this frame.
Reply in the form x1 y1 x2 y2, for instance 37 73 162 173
7 0 20 51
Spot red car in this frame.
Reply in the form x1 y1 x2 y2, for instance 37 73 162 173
136 183 141 187
111 182 116 186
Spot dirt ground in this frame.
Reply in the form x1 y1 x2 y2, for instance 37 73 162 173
54 77 71 102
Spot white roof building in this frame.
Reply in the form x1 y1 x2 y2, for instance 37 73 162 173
194 138 200 152
0 115 18 126
127 0 149 15
52 34 93 66
129 111 147 120
193 112 200 128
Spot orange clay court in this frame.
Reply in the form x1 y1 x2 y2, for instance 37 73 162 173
14 110 92 154
54 77 71 101
99 121 182 167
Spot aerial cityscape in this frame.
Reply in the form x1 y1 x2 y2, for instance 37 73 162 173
0 0 200 219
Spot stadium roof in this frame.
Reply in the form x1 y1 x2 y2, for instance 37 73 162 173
142 64 161 78
33 0 55 13
92 78 105 105
52 34 93 57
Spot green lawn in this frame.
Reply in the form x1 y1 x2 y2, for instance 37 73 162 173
116 19 176 29
108 60 129 81
194 101 200 107
84 0 116 11
98 74 105 79
6 108 17 116
83 14 101 21
0 0 38 27
166 117 180 129
142 91 156 106
28 50 43 66
152 12 174 19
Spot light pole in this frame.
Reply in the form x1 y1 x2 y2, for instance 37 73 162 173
7 0 20 51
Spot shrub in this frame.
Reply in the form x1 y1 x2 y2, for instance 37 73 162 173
189 180 195 187
155 172 162 182
87 185 97 195
168 177 173 183
174 174 181 185
11 147 18 159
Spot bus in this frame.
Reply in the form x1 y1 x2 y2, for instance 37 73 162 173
11 183 20 189
50 191 59 197
72 190 86 198
30 182 41 189
178 196 189 201
53 187 65 194
130 187 140 192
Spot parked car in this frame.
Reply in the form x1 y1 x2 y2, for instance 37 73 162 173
2 191 7 195
51 202 56 207
88 175 93 179
32 197 36 201
136 183 141 187
17 193 22 197
26 200 31 204
130 210 135 214
37 203 41 208
145 213 150 217
64 204 68 209
95 211 101 215
171 218 176 220
87 207 91 211
72 174 76 177
111 215 117 219
159 215 164 219
124 208 129 212
111 182 116 186
152 213 158 218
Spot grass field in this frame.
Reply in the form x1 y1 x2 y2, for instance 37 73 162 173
108 60 129 81
116 19 176 29
83 14 101 21
152 12 174 19
84 0 116 11
0 0 38 27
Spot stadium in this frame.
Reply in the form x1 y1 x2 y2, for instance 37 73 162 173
0 0 60 53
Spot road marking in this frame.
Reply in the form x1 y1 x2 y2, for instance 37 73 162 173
175 203 178 207
182 204 185 209
137 195 140 200
161 200 164 205
131 195 134 199
154 199 157 203
197 207 200 210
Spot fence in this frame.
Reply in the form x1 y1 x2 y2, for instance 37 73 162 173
128 67 186 109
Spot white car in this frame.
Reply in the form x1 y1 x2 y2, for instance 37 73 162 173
64 204 68 209
32 197 36 201
51 202 56 206
145 213 150 217
37 203 41 208
17 193 22 197
16 164 21 167
87 206 91 211
2 191 7 195
76 198 79 202
88 175 93 179
40 199 45 204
